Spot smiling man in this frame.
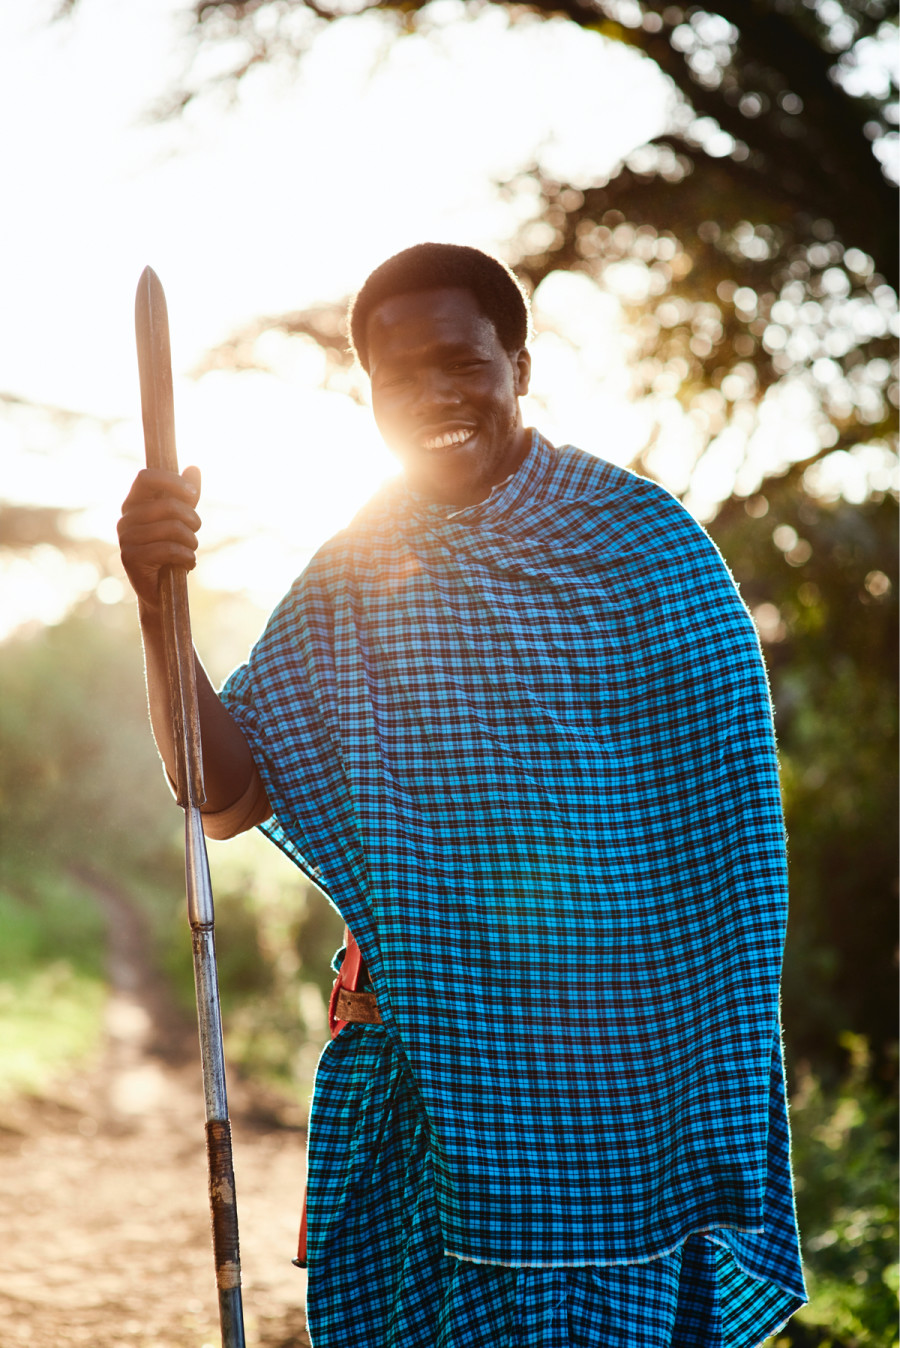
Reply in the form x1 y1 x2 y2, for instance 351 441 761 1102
360 277 531 506
118 243 805 1347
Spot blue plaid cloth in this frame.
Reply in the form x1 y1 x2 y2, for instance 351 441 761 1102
305 1026 802 1346
220 434 805 1305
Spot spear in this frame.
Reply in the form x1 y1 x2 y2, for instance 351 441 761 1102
135 265 246 1348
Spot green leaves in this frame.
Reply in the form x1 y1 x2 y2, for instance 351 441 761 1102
787 1037 899 1346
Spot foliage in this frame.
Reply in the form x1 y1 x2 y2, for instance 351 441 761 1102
500 2 897 517
708 468 898 1079
147 0 898 530
0 964 106 1098
170 0 897 277
0 853 107 981
0 594 343 1100
711 470 898 1340
771 1036 899 1347
508 176 896 520
154 0 898 274
159 828 342 1096
0 855 107 1096
0 599 183 879
0 600 181 1088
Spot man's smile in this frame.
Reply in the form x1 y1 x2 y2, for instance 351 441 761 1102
420 427 477 452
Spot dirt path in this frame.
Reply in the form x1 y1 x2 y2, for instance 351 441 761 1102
0 875 313 1348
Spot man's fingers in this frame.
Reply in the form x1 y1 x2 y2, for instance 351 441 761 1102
118 464 203 605
120 540 199 574
121 466 201 513
118 517 200 550
117 497 201 539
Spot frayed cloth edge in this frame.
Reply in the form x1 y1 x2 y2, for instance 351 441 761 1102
751 1301 808 1348
442 1223 766 1269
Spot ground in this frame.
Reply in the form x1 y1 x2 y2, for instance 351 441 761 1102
0 875 313 1348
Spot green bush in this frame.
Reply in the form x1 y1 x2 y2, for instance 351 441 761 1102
770 1036 899 1347
0 860 107 1095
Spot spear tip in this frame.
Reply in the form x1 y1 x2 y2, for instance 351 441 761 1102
136 265 165 312
135 265 176 473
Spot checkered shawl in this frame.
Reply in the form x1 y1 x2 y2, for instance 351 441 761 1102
220 432 801 1274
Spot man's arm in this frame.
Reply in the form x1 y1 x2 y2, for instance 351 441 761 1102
118 464 269 829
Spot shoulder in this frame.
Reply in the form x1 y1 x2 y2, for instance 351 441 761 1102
544 443 749 620
538 442 715 553
550 443 684 514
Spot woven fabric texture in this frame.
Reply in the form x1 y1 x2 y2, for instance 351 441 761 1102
305 1025 803 1347
220 434 804 1295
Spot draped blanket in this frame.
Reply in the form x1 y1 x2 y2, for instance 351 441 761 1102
220 433 803 1289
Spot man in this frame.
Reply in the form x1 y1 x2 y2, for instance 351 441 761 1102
118 243 805 1346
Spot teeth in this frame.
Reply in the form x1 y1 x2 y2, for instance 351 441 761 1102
422 429 473 451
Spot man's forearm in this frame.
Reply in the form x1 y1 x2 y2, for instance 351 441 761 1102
139 602 264 815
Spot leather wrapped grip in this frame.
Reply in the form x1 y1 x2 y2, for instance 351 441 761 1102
206 1119 242 1291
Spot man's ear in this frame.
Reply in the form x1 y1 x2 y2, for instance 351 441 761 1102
514 348 531 397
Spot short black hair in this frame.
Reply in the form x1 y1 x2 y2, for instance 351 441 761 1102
349 242 531 373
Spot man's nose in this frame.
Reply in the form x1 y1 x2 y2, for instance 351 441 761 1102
412 368 461 413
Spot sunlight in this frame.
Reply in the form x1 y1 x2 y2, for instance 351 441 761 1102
177 370 397 605
0 0 676 630
1 0 894 639
0 550 100 639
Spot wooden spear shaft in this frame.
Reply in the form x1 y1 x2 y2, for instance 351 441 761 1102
135 266 246 1348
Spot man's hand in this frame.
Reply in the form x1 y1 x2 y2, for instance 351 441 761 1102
117 462 268 827
118 465 202 613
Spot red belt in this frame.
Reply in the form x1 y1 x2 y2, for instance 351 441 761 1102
294 926 380 1267
327 927 382 1036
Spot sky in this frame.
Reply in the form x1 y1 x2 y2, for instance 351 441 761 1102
0 0 895 638
0 0 682 634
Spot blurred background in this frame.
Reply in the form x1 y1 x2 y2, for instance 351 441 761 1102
0 2 896 1345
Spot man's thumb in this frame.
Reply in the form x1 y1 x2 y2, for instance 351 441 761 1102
182 464 201 498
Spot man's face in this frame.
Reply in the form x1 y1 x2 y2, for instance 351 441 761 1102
367 287 531 507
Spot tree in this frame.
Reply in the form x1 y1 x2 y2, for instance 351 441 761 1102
167 1 898 286
708 463 898 1079
132 1 895 519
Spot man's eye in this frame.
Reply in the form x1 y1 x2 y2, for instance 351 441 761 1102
448 360 483 373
